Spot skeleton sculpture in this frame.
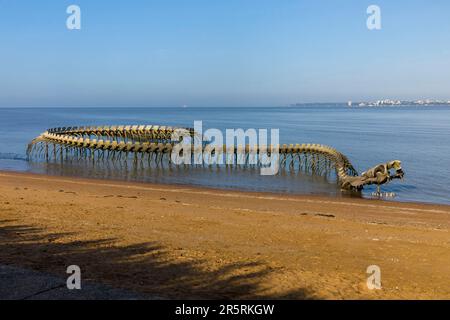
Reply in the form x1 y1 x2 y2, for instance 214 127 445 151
27 125 404 192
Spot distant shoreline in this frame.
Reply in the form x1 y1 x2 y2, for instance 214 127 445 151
290 102 450 107
1 103 450 109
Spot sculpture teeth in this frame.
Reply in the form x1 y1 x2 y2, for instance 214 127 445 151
26 125 403 191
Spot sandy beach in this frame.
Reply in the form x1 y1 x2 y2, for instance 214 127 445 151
0 170 449 299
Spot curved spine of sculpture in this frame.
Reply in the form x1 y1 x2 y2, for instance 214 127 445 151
27 125 404 192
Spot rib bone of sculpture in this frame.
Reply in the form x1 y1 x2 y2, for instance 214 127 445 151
27 125 404 192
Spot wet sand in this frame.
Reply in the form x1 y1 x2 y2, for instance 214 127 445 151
0 170 449 299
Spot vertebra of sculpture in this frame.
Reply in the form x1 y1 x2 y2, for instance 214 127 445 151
27 125 404 192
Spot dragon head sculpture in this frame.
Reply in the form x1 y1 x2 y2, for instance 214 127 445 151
341 160 404 191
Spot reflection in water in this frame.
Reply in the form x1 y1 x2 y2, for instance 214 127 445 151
26 157 352 198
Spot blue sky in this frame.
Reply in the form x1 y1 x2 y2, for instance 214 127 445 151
0 0 449 107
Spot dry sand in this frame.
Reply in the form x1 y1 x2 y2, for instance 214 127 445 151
0 170 449 299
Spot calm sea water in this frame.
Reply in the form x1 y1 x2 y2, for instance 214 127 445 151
1 105 449 205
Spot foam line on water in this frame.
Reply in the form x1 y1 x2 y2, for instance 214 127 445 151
0 153 27 161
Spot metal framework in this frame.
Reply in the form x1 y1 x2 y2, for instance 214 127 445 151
27 125 404 192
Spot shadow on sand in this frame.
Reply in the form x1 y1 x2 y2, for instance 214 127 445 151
0 220 317 299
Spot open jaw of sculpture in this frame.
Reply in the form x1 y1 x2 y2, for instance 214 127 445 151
27 125 404 193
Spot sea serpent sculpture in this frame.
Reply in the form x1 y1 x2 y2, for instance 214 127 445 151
27 125 404 192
